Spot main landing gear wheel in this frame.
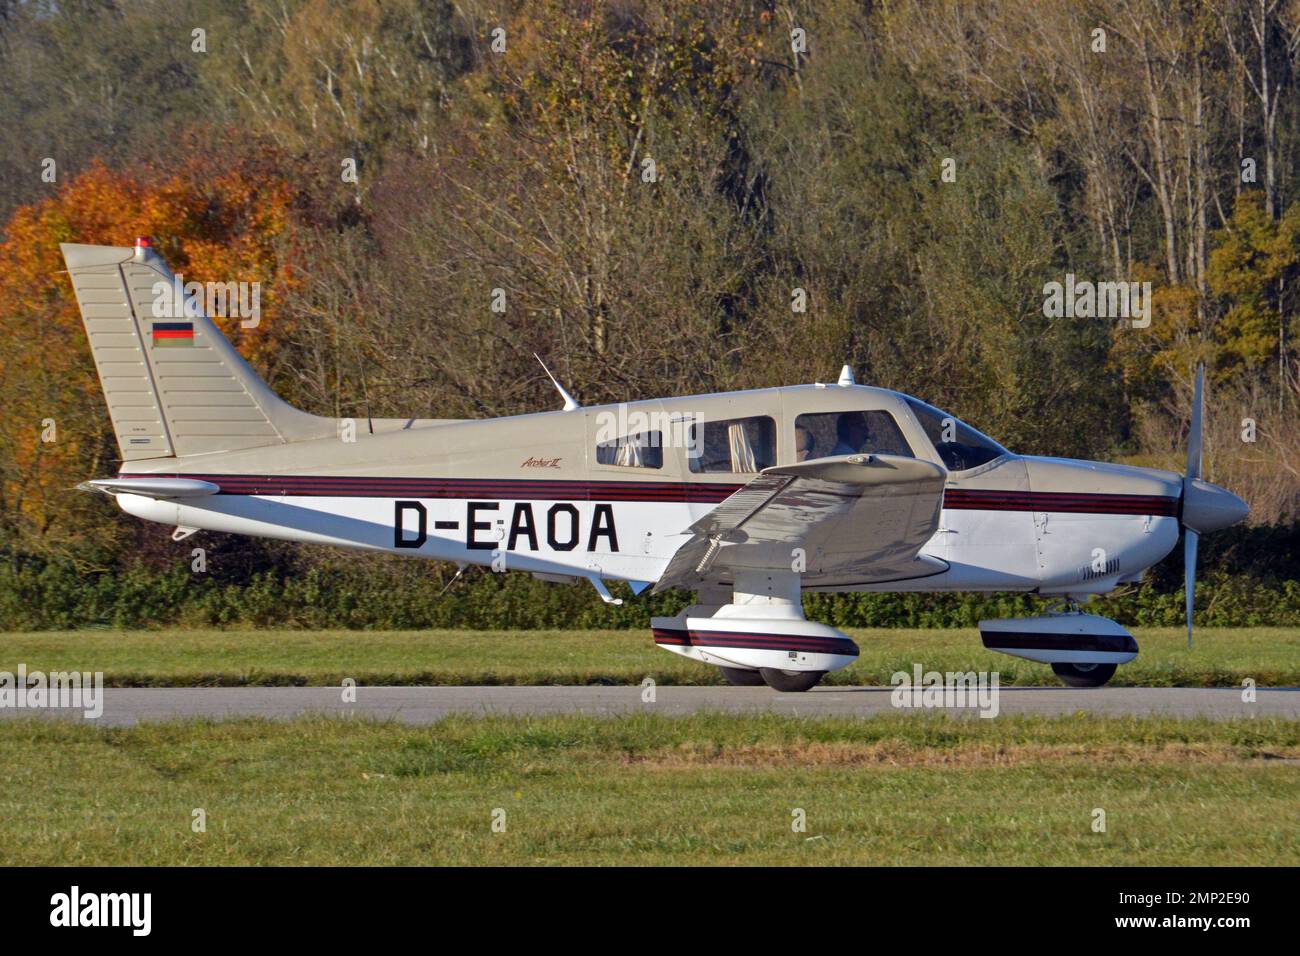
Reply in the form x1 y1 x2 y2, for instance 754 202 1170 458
759 669 826 693
720 666 766 687
1051 662 1117 688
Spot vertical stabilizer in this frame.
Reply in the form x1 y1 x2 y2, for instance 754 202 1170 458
60 241 333 460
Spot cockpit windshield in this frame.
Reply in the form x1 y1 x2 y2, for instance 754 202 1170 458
905 398 1010 472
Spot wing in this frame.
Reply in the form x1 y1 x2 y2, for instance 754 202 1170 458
653 454 947 592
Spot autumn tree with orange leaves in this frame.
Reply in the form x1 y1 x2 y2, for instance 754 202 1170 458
0 154 302 560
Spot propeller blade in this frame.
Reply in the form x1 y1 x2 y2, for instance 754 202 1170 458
1186 364 1204 481
1184 364 1206 649
1184 528 1199 648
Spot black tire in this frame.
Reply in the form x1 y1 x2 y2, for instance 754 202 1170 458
758 669 826 693
720 666 765 687
1051 662 1117 688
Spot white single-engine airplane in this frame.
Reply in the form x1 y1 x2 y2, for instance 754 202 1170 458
63 240 1249 691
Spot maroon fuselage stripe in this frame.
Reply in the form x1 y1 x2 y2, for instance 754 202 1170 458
943 490 1178 517
122 474 1180 515
131 473 742 503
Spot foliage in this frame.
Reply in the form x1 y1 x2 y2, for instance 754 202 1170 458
4 529 1300 630
0 154 300 555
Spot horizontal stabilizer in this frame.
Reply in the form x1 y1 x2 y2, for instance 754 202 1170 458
79 477 221 499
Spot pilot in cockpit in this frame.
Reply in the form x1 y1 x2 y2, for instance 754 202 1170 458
795 425 816 461
831 412 870 456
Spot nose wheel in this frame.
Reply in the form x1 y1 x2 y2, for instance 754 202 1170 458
1051 662 1117 688
719 666 826 691
758 669 826 692
719 666 766 687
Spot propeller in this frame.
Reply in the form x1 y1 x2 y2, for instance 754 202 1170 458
1184 526 1198 648
1184 365 1204 648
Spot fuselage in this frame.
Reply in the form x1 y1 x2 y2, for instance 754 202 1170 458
110 383 1188 598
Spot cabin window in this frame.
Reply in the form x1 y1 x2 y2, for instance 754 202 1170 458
688 416 775 473
905 398 1008 472
794 411 913 461
595 431 663 468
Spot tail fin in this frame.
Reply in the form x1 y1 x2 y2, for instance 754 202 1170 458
60 242 334 461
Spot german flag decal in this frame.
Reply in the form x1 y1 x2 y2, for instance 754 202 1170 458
151 321 194 347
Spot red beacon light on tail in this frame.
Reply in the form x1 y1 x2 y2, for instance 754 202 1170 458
133 236 152 260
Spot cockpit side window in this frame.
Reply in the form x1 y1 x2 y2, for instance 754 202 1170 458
688 416 775 473
794 411 913 461
905 398 1009 472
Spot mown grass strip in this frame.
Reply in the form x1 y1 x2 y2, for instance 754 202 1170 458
0 714 1296 865
1 627 1296 687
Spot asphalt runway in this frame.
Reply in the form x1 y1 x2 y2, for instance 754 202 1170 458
1 685 1296 726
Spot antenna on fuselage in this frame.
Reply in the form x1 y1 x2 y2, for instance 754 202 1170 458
360 355 375 434
838 364 856 386
534 353 581 411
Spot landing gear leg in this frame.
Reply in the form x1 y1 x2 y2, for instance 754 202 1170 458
652 575 856 693
1044 597 1084 614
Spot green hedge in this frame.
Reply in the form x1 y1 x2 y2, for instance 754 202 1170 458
3 547 1300 630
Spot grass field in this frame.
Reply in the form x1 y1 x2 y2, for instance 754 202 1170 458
0 713 1296 865
1 626 1297 687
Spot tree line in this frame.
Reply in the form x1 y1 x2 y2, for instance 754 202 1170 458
1 0 1298 624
